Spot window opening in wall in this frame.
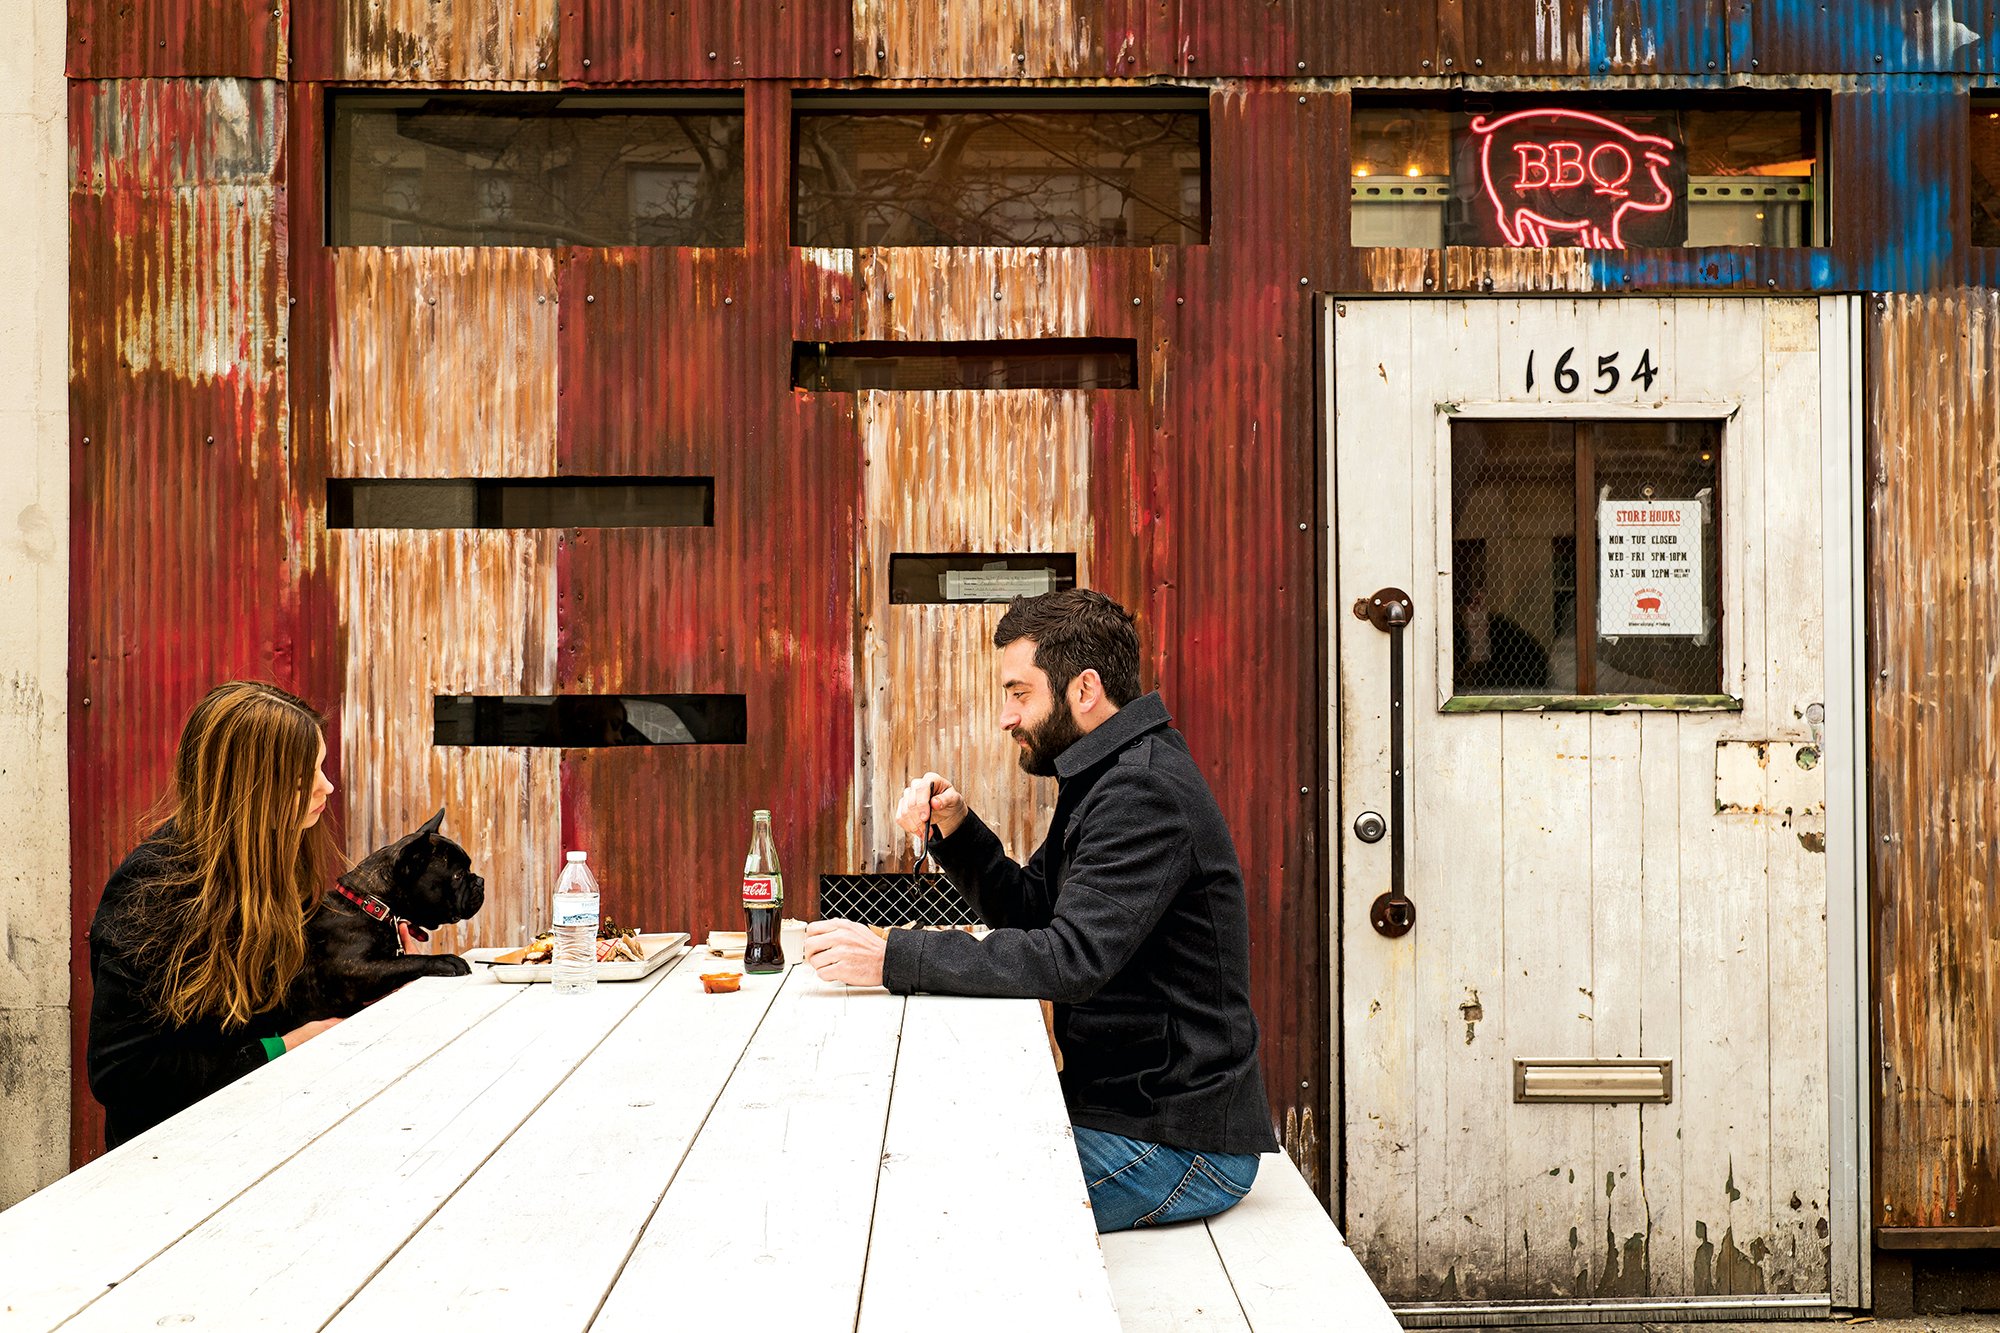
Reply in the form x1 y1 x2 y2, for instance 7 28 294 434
1449 419 1723 706
329 93 745 247
792 339 1139 391
327 478 714 529
434 695 747 747
888 554 1079 604
1352 97 1820 250
1974 96 2000 248
792 93 1208 247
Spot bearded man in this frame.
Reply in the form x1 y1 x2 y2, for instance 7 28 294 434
804 588 1276 1232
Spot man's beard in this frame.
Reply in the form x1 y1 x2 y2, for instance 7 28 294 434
1013 703 1084 777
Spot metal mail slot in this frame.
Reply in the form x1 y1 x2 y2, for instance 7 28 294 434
1512 1058 1673 1105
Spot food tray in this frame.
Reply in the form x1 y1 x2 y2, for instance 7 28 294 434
466 933 690 984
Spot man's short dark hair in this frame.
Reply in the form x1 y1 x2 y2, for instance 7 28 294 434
993 589 1143 706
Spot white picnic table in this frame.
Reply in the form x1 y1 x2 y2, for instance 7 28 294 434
0 947 1399 1332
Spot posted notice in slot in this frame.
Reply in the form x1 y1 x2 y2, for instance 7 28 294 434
1598 500 1704 636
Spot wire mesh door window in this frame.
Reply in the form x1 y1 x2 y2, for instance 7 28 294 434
1449 420 1722 699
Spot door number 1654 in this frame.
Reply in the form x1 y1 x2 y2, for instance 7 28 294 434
1525 347 1660 396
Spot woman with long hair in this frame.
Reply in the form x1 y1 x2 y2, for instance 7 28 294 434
88 681 346 1149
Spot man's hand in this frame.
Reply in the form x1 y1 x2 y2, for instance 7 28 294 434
896 772 968 842
804 919 888 988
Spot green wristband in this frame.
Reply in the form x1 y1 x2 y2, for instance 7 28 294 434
260 1035 287 1062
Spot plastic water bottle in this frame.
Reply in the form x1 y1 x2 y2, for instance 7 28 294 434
552 851 600 995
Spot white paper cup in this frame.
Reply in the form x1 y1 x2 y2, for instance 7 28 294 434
781 917 806 965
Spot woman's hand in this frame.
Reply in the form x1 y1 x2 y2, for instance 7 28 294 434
282 1017 342 1052
895 773 967 842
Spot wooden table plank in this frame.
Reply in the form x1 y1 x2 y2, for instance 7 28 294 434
858 994 1118 1333
1204 1154 1403 1332
593 968 906 1333
1101 1221 1252 1332
0 976 517 1333
57 971 666 1332
325 950 785 1330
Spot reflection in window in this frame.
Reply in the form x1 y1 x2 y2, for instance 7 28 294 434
1450 420 1722 699
792 339 1138 391
1351 99 1818 250
1976 99 2000 248
793 97 1207 247
329 94 745 247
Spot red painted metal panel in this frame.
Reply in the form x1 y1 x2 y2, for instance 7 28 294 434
555 246 859 945
67 0 282 77
67 79 297 1165
563 0 850 82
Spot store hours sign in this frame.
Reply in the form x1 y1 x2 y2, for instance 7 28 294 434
1599 501 1703 636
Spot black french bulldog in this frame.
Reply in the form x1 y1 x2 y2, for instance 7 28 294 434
299 808 487 1017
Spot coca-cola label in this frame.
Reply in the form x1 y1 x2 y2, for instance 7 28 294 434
743 874 782 908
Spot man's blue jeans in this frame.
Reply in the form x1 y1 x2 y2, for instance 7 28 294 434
1073 1126 1260 1233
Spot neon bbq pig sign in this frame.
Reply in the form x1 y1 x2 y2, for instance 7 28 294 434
1462 108 1688 250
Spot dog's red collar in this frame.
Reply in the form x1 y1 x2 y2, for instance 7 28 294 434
328 883 431 945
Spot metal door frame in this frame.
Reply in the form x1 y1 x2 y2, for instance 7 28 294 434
1320 293 1871 1321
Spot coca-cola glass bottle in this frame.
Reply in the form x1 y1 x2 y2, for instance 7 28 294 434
742 810 784 974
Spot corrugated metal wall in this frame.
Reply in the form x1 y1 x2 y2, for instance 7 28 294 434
59 0 2000 1241
1868 289 2000 1233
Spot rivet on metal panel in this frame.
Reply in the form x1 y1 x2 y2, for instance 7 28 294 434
83 698 90 706
539 62 547 70
1767 278 1778 289
1422 60 1431 69
1298 523 1307 531
1424 278 1434 289
1299 277 1309 286
82 437 89 445
1707 60 1716 69
1599 61 1609 71
884 291 894 302
1482 277 1494 291
993 291 1003 300
288 297 296 305
205 436 214 445
1880 668 1890 678
1300 787 1308 794
834 46 842 55
1175 296 1184 305
832 291 841 302
1474 58 1483 67
1751 59 1759 68
724 296 734 306
1130 297 1140 306
1443 57 1454 68
1015 52 1026 64
1297 61 1306 70
1883 834 1892 843
1298 96 1306 104
708 50 717 59
585 294 594 303
583 57 591 67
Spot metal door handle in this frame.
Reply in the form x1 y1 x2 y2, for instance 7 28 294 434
1354 588 1415 938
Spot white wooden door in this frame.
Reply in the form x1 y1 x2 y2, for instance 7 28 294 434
1330 298 1863 1322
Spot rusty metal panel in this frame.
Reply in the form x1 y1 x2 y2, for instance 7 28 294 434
333 530 562 957
1869 290 2000 1232
332 249 559 477
67 0 282 77
854 0 1109 78
1832 80 1968 293
563 0 850 81
1444 0 1730 76
556 247 859 946
329 0 560 82
327 248 562 956
1743 0 2000 74
68 78 295 1165
850 248 1105 341
856 391 1095 868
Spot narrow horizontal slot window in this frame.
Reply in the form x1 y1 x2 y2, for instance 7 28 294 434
793 95 1207 247
329 92 745 247
889 554 1077 605
327 478 713 529
1975 97 2000 248
434 695 747 747
794 339 1138 391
